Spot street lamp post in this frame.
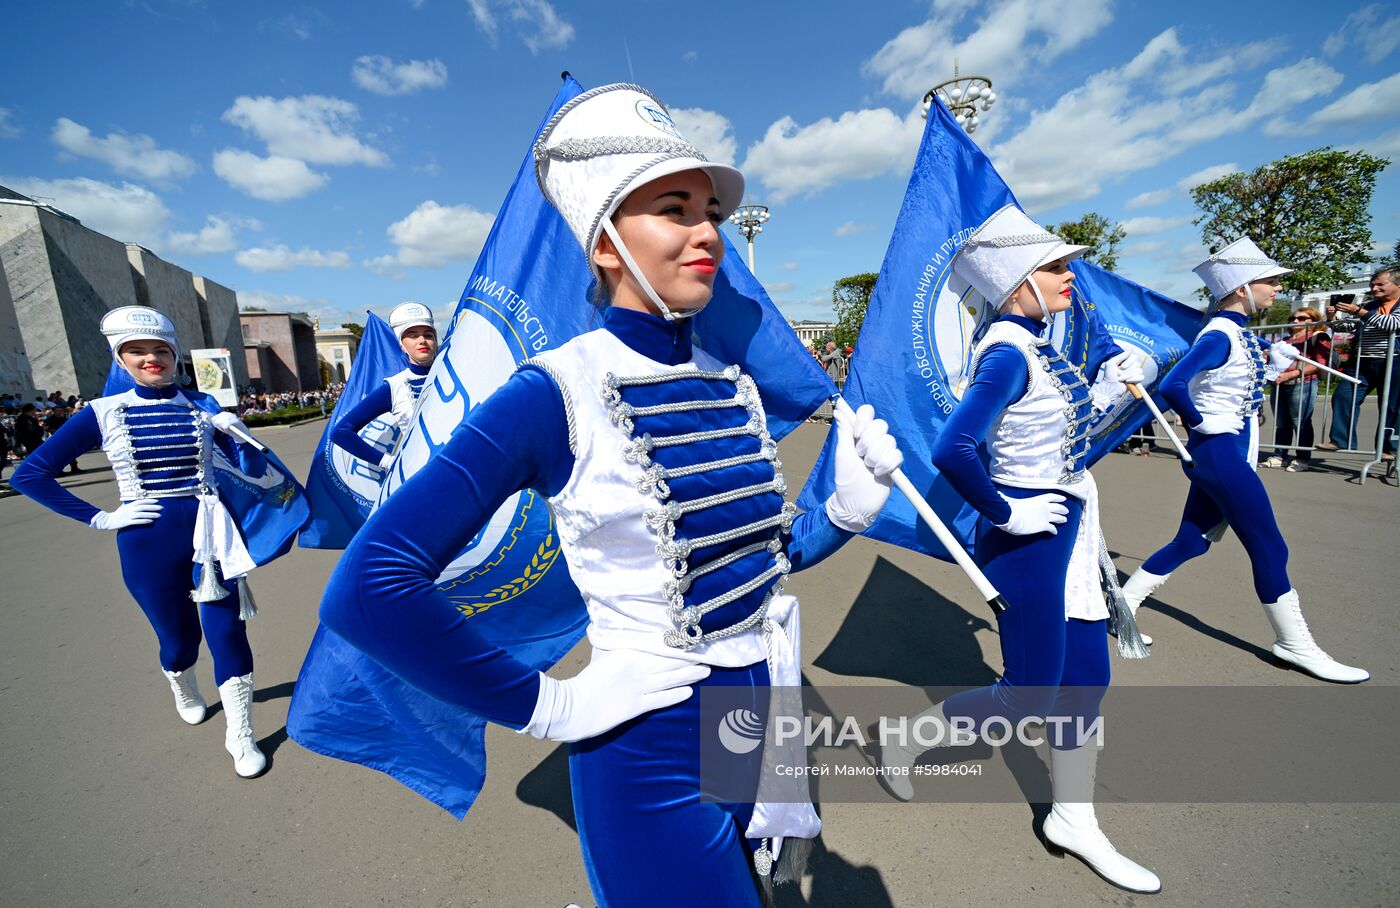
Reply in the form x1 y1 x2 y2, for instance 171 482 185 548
729 200 771 274
921 63 997 135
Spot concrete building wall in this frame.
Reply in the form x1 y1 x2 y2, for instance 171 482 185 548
0 202 139 398
126 245 203 362
240 312 321 392
0 260 38 397
193 275 247 388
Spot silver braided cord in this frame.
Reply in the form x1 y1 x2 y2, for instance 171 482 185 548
644 477 786 538
635 445 779 497
521 357 578 455
622 419 764 463
1212 254 1275 266
663 537 783 600
542 135 704 162
657 504 798 569
968 230 1061 249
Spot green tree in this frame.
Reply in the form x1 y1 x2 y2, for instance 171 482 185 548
832 272 878 348
343 321 364 342
1047 212 1127 271
242 306 267 312
1191 147 1389 295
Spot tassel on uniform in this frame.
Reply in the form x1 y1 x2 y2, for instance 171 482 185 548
753 835 813 906
236 576 258 621
1098 542 1148 659
754 839 774 907
192 553 229 603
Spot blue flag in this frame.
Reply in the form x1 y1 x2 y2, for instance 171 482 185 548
102 360 308 567
796 97 1196 562
298 313 407 549
288 75 832 818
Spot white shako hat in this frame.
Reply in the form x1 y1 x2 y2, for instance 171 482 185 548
1193 236 1292 300
101 305 179 362
951 204 1089 312
389 302 435 340
533 83 744 319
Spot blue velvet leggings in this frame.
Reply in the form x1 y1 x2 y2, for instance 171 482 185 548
944 488 1110 748
1141 429 1291 602
114 496 253 685
569 660 769 908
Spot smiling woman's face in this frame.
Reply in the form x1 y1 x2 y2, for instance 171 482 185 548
118 340 177 387
593 169 725 316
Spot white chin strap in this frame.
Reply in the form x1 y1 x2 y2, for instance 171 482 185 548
600 220 707 322
1244 284 1259 313
1025 279 1055 336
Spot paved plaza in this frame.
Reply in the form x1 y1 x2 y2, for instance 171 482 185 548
2 418 1397 907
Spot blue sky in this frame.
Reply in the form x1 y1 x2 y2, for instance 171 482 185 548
3 0 1397 328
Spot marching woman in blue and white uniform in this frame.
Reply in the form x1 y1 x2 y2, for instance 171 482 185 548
879 205 1160 893
1120 239 1368 683
319 84 902 907
10 306 272 777
329 302 437 471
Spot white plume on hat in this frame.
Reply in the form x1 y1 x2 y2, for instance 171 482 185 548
1193 237 1292 301
533 83 744 319
389 302 435 340
950 204 1089 314
101 305 179 363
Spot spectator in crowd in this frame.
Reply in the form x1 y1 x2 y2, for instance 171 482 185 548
1264 307 1330 472
1320 268 1400 460
0 407 12 481
820 340 846 390
15 404 44 455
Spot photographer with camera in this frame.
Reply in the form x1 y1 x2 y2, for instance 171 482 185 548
1319 268 1400 460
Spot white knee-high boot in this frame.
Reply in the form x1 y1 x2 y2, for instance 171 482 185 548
876 702 974 802
218 673 267 778
163 667 206 725
1262 590 1369 683
1117 569 1170 646
1042 745 1161 893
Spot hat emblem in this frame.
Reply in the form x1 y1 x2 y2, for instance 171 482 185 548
635 98 684 140
129 311 158 326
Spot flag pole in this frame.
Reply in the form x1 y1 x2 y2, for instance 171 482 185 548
1124 383 1193 467
228 424 270 454
835 398 1008 614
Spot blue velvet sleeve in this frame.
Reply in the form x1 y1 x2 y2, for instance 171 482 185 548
786 509 853 573
330 383 394 465
1157 332 1231 428
929 344 1028 526
319 366 573 728
9 407 103 524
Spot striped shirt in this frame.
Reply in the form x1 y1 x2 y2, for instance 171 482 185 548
1337 300 1400 359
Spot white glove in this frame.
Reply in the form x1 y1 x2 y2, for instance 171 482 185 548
210 411 251 438
89 499 162 531
1194 413 1243 435
825 403 904 533
377 451 395 471
1271 342 1301 363
519 648 711 743
995 492 1068 536
1103 350 1146 386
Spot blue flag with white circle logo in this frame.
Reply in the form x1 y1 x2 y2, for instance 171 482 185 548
796 97 1197 562
297 312 407 549
288 75 830 818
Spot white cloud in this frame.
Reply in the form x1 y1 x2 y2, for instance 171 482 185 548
164 215 249 255
240 290 311 311
1125 188 1172 210
222 95 388 166
1299 72 1400 131
1120 239 1169 259
1348 127 1400 158
213 149 329 201
365 200 495 273
50 117 196 183
767 281 795 294
1177 163 1239 190
1120 215 1190 236
352 56 448 95
467 0 575 54
0 175 170 243
235 244 352 272
669 107 737 166
862 0 1115 100
988 32 1343 211
834 221 876 237
1324 5 1400 63
742 108 922 201
0 108 21 139
782 261 799 271
682 50 698 63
